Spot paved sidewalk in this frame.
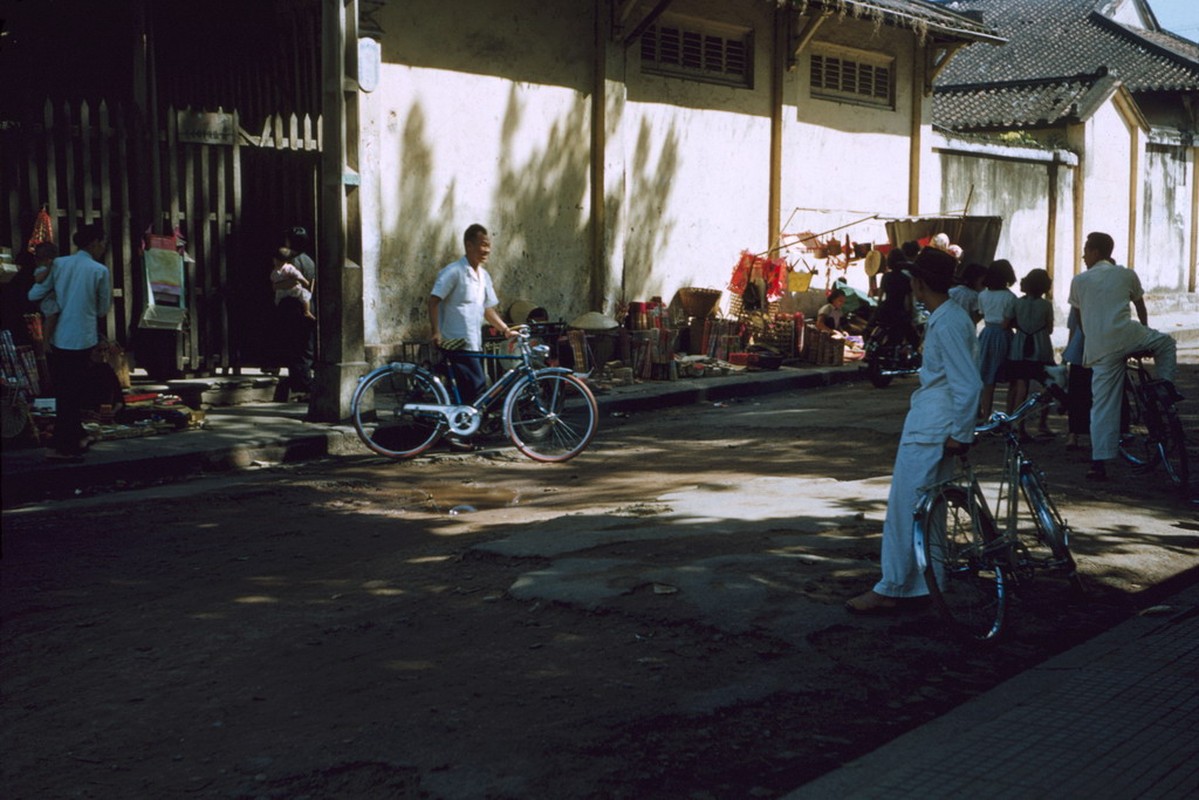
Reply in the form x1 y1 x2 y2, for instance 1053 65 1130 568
786 578 1199 799
0 361 865 507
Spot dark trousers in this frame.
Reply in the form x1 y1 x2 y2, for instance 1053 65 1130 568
276 298 314 396
446 351 486 403
1067 363 1093 436
49 346 93 454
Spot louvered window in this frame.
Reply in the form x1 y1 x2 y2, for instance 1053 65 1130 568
810 47 894 108
641 19 753 89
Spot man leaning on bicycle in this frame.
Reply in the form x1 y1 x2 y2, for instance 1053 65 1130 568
1067 231 1181 482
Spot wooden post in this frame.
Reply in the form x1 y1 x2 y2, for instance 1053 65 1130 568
589 0 606 311
908 43 924 216
1046 158 1058 284
1191 143 1198 293
310 0 366 422
769 3 785 255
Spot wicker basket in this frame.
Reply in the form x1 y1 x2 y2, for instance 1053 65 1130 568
677 287 722 319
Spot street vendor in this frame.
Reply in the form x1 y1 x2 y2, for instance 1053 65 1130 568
815 289 848 334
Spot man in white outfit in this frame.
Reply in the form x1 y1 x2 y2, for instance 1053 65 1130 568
847 247 982 614
1067 231 1179 482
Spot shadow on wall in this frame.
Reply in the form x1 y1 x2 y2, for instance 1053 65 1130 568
491 82 590 321
376 86 683 342
621 118 680 304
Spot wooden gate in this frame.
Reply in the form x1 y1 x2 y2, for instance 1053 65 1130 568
0 99 320 377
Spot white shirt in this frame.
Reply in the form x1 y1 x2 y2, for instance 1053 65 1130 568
1067 260 1146 366
430 256 499 351
978 288 1016 325
903 300 982 445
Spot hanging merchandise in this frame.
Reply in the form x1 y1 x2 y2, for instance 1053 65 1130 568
140 245 187 331
25 206 54 253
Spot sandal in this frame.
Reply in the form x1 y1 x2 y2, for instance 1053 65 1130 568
845 591 898 615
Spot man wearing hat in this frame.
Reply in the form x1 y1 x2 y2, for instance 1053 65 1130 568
847 247 982 614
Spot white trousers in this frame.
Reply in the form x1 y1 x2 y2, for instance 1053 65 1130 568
1090 329 1177 462
874 440 955 598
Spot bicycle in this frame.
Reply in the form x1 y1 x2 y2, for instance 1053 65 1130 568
351 325 598 462
913 368 1081 641
1119 352 1189 492
862 322 922 388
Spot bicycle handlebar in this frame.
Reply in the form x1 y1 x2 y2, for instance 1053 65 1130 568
974 364 1068 436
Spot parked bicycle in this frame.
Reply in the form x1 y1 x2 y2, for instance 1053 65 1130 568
1120 352 1189 492
351 325 598 462
913 367 1081 641
862 322 922 388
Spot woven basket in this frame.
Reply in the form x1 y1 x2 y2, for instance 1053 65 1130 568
677 287 722 318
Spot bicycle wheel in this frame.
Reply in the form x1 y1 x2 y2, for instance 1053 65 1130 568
1018 465 1082 593
503 370 598 462
916 485 1006 641
352 365 447 458
1159 408 1190 489
1119 378 1157 468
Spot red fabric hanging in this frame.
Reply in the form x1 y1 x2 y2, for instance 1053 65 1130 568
728 251 754 294
25 207 54 253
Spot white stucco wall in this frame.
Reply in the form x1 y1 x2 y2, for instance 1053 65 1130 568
1137 140 1191 292
1078 100 1135 266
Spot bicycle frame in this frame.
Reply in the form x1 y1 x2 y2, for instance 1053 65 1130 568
404 331 568 438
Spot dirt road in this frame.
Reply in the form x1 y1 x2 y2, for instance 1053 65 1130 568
3 361 1196 799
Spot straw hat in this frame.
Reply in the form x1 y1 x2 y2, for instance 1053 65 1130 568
864 249 883 277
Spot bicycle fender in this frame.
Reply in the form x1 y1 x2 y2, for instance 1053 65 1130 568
532 367 577 378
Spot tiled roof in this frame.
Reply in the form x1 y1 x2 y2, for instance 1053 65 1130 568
933 70 1120 130
793 0 1004 42
936 0 1199 92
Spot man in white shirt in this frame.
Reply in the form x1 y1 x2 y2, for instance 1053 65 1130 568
428 224 515 449
1067 231 1179 481
847 248 982 614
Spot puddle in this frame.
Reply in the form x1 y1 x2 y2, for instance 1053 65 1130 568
395 485 523 513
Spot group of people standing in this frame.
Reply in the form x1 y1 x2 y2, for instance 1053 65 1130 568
848 230 1181 614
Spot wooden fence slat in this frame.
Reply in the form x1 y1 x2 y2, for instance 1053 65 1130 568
43 100 60 245
80 100 95 229
5 139 21 259
215 138 229 369
229 108 241 371
115 104 135 338
61 101 78 236
199 142 214 372
167 105 180 235
96 101 117 341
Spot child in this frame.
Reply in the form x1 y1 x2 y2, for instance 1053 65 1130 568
270 246 315 320
816 288 847 334
32 242 61 345
1005 268 1056 441
948 261 986 325
976 259 1018 421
